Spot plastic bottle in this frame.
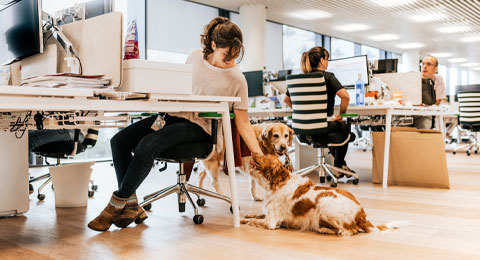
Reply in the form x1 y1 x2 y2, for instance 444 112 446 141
355 73 365 106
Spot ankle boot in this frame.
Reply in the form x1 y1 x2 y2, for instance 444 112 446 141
88 192 130 231
113 193 148 227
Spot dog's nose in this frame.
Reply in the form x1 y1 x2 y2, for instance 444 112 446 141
280 145 286 150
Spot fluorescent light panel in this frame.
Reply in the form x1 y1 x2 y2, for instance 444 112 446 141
334 23 370 32
396 42 424 49
370 0 418 7
473 67 480 71
437 25 471 34
448 58 467 63
460 63 479 67
460 35 480 43
290 10 332 20
430 52 454 58
369 34 399 41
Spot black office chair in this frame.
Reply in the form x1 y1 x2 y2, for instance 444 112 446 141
139 114 232 224
29 128 99 200
454 90 480 155
286 72 359 187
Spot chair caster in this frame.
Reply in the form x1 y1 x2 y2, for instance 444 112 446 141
143 204 152 211
193 214 204 224
475 150 478 154
320 176 325 183
353 179 359 185
51 184 54 190
91 185 98 191
453 151 456 155
88 190 94 197
326 175 332 181
38 193 46 201
363 149 367 152
197 198 206 207
330 182 337 188
29 184 34 195
179 202 186 212
467 150 471 156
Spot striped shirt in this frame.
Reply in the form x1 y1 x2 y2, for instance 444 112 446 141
286 72 329 135
458 91 480 126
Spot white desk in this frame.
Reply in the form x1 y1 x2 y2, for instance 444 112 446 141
248 108 292 118
0 86 241 227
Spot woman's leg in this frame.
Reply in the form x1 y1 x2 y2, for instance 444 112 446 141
115 121 210 198
110 115 157 187
327 121 350 168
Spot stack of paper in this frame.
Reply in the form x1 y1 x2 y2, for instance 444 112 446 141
21 73 111 89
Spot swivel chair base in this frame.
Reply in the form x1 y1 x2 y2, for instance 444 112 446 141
294 147 359 188
453 132 479 156
139 163 232 224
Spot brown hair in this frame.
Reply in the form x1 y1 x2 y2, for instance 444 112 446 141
201 17 244 63
301 46 329 73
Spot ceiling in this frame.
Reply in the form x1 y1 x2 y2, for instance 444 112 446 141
191 0 480 69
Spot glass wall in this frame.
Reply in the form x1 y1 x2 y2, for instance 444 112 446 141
330 38 354 59
449 67 458 97
282 25 315 73
461 70 469 85
361 45 380 60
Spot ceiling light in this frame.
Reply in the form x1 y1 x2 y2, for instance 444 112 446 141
334 23 370 32
448 58 467 63
460 35 480 43
369 34 399 41
396 43 425 49
370 0 418 8
430 52 454 58
436 25 471 34
460 63 479 67
289 10 332 20
473 67 480 71
409 13 448 23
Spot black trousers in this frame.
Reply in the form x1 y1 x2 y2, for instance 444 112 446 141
309 121 352 168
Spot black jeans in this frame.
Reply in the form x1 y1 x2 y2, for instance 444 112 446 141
111 114 210 198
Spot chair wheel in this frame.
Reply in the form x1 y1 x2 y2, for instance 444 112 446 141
91 185 98 191
453 151 456 155
467 150 471 156
193 214 204 224
475 150 478 154
326 175 332 181
353 179 359 185
193 167 198 172
143 204 152 211
51 184 54 190
319 176 325 183
330 182 337 188
88 190 94 197
29 184 34 195
38 194 46 201
197 198 205 207
179 202 186 212
363 149 367 152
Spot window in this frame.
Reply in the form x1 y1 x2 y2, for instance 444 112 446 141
361 45 380 60
330 38 354 59
265 21 284 72
282 25 315 73
449 67 458 97
392 53 403 72
146 0 217 63
461 70 469 85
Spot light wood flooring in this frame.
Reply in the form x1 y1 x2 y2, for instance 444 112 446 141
1 146 480 260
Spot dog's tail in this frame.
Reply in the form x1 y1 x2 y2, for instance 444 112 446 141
375 220 411 232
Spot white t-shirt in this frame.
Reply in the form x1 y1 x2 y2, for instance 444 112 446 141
169 48 249 151
433 74 446 100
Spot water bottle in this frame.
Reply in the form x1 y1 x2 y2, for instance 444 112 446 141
355 73 365 106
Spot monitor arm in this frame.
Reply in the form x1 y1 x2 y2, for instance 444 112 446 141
42 11 81 74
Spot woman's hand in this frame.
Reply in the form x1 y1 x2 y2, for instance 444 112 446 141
331 114 343 122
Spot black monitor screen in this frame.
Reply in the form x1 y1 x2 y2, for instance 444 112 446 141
0 0 42 65
276 69 292 81
243 70 263 97
372 59 398 74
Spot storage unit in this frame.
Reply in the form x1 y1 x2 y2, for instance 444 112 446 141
120 59 192 95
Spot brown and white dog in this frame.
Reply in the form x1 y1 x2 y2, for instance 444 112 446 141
242 153 405 236
198 123 294 201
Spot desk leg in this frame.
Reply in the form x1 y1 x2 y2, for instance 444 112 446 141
382 110 392 189
439 114 445 140
221 109 240 228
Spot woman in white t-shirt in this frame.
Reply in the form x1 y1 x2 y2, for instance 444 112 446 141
88 17 263 232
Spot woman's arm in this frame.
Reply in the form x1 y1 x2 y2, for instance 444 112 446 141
234 109 263 155
332 88 350 122
284 95 292 108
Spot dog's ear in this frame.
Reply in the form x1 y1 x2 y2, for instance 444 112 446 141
288 127 294 146
261 125 273 142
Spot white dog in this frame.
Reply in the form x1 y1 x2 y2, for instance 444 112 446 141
242 153 405 236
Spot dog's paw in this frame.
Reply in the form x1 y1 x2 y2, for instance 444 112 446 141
252 196 264 202
240 219 249 224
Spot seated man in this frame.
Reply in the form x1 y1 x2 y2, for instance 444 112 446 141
413 55 446 129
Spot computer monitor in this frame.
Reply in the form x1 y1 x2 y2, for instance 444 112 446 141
0 0 43 65
375 71 422 105
371 59 398 74
243 70 264 97
276 69 292 81
327 55 369 89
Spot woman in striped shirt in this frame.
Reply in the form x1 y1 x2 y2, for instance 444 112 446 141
284 46 355 174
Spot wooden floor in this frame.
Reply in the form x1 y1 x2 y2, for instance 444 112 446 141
1 145 480 260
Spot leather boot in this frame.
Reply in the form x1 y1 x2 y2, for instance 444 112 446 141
87 192 129 231
113 193 148 227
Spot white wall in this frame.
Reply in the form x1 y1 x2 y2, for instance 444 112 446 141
469 70 480 84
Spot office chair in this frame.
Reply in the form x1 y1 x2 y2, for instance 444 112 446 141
286 72 359 187
454 90 480 156
29 128 99 200
139 114 232 225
